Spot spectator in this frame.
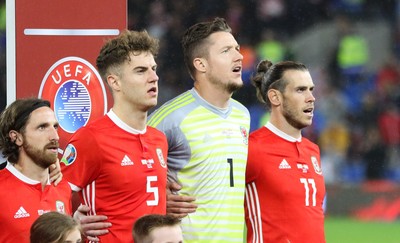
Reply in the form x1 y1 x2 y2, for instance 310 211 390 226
30 212 81 243
133 214 183 243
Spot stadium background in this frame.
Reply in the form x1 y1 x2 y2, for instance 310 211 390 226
1 0 400 241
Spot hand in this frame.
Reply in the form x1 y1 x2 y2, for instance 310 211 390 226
49 159 62 186
167 181 197 218
74 204 112 242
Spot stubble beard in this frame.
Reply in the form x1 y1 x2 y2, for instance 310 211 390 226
282 99 310 130
208 74 243 94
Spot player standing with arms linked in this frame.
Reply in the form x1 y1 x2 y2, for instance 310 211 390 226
245 60 326 243
148 17 250 242
60 30 168 243
0 98 72 243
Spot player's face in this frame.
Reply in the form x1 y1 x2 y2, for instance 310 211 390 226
150 225 183 243
204 31 243 94
21 107 59 169
119 51 159 111
64 227 82 243
280 70 315 130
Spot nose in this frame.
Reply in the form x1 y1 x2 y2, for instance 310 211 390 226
149 69 159 83
50 126 60 141
308 91 316 103
236 49 244 61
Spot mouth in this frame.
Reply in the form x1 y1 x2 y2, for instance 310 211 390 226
303 107 314 116
46 144 59 153
232 65 242 74
147 87 157 96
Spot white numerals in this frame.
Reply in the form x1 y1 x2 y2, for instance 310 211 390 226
300 178 317 206
146 176 159 206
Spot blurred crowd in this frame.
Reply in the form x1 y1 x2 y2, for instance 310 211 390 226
1 0 400 184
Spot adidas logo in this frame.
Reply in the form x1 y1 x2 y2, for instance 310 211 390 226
279 159 291 169
14 206 30 218
121 155 134 166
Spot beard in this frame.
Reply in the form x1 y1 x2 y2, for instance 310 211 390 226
282 99 311 130
22 140 58 169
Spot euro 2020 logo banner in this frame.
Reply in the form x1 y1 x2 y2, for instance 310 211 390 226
39 57 108 155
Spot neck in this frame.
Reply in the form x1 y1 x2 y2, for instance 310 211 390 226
111 103 147 131
193 82 232 108
268 115 302 139
14 159 49 190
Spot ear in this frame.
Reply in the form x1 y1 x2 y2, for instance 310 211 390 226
9 130 23 146
268 89 281 106
107 74 121 92
193 57 207 73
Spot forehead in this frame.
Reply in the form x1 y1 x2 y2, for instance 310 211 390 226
207 31 238 49
283 69 314 87
127 51 156 67
26 107 57 125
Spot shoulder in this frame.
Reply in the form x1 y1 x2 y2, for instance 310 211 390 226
230 98 250 116
148 90 197 128
72 115 110 137
301 137 320 151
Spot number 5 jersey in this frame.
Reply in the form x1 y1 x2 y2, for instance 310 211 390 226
61 110 168 243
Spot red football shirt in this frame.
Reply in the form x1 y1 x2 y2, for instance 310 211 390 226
61 111 168 243
0 163 72 243
245 123 326 243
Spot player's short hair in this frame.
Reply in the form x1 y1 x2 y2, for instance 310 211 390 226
133 214 181 243
181 17 232 79
96 30 159 86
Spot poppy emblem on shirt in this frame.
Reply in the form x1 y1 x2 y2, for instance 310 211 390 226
60 144 77 166
156 148 167 168
239 126 248 145
311 156 322 175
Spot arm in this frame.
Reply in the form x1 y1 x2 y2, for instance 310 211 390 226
49 159 62 186
166 181 197 218
72 190 111 242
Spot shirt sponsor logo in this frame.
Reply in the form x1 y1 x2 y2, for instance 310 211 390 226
121 155 134 166
14 207 30 219
142 159 154 169
60 144 77 166
297 163 309 173
279 159 291 169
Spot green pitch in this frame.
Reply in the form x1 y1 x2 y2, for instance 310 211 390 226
325 216 400 243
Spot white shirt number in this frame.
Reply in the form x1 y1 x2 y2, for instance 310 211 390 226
146 176 159 206
300 178 317 206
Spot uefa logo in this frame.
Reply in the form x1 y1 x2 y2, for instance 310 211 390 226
39 57 108 154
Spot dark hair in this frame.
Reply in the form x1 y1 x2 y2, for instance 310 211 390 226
0 98 50 163
133 214 181 242
181 17 232 79
96 30 159 87
251 60 308 108
30 212 81 243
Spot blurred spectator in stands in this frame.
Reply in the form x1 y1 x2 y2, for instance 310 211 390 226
375 55 400 105
319 121 350 184
256 29 289 64
330 14 369 89
361 126 387 180
378 104 400 180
